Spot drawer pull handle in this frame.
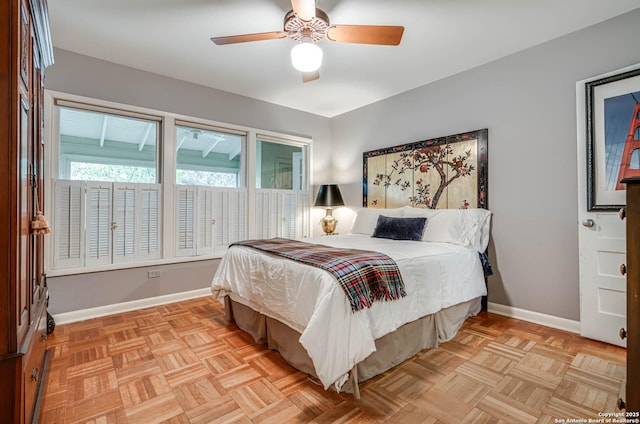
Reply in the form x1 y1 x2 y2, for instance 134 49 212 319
31 367 38 382
619 208 626 220
40 333 47 341
620 327 627 340
620 264 627 276
618 398 626 410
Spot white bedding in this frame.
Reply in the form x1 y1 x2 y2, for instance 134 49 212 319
210 234 487 390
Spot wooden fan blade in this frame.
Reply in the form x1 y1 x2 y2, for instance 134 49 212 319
302 71 319 83
326 25 404 46
211 31 287 45
291 0 315 21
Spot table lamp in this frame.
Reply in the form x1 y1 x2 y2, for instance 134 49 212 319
314 184 344 235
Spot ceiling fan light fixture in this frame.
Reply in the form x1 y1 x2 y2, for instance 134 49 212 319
290 42 323 72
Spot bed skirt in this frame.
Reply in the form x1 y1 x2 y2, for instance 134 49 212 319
223 296 481 395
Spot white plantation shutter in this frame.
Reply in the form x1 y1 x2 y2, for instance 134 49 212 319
212 190 225 249
113 184 137 264
54 180 85 269
255 189 280 239
175 186 197 257
255 189 309 239
211 188 246 254
254 190 267 239
195 187 247 256
139 184 162 260
53 180 163 269
227 189 246 245
296 191 310 238
197 187 214 256
282 192 297 239
53 181 306 267
283 191 309 239
85 182 112 266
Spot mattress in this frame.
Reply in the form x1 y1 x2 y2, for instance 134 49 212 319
210 234 487 390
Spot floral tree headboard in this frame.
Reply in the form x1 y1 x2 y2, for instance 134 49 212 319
363 129 488 209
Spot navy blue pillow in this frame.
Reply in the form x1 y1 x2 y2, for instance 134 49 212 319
372 216 427 241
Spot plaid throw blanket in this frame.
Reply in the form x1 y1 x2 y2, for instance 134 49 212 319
231 238 406 312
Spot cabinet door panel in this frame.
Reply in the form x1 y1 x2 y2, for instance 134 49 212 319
32 45 44 307
23 304 47 422
18 96 31 341
20 1 30 88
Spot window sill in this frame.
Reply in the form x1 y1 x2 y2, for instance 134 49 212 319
46 254 224 278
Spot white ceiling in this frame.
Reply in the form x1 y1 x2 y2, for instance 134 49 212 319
49 0 640 118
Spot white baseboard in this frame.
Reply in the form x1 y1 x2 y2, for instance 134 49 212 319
52 294 582 333
487 302 580 334
52 288 212 325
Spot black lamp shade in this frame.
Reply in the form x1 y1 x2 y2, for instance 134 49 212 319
314 184 344 207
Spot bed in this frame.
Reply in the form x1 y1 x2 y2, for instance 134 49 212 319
211 129 491 397
210 207 491 397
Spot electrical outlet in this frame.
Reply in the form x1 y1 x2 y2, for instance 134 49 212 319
148 270 161 278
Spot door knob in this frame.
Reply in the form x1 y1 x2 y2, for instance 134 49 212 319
620 327 627 340
581 219 595 228
619 207 626 220
620 264 627 276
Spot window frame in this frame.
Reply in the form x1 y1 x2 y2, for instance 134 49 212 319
44 90 313 276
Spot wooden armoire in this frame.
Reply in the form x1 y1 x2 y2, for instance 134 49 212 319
621 177 640 413
0 0 54 422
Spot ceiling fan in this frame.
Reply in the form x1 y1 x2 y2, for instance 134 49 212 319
210 0 404 83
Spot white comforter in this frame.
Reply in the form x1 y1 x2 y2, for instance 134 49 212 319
210 234 486 390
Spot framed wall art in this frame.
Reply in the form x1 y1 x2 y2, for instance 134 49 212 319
586 67 640 211
363 129 488 209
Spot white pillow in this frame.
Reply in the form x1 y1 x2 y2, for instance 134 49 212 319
404 207 492 252
464 209 492 252
423 210 469 245
350 208 404 235
402 206 439 219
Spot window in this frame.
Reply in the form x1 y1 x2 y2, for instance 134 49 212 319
54 103 162 269
175 123 243 187
59 107 158 183
255 137 309 240
256 139 304 190
48 94 311 272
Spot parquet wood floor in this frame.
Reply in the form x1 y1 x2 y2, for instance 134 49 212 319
41 297 626 424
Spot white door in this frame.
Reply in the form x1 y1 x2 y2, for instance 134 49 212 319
577 76 627 347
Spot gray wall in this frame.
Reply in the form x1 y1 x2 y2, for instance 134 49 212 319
47 260 219 313
46 49 333 314
329 9 640 321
